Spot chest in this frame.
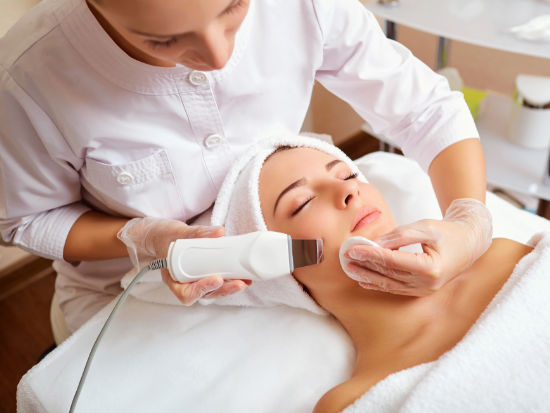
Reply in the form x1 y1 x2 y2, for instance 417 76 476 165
40 42 319 221
16 0 326 221
360 249 519 393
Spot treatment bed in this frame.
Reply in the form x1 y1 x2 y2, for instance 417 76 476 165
17 152 550 413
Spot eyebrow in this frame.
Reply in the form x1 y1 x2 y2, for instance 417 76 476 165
127 0 240 38
273 178 307 216
272 159 343 215
325 160 341 171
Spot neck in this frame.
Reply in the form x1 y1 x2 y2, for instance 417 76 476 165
317 280 458 373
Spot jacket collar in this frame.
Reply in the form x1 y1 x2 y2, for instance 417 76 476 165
55 0 253 95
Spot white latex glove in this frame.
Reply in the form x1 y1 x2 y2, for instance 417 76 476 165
342 199 493 296
118 217 251 305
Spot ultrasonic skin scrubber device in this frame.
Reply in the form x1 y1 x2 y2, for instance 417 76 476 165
70 231 323 412
167 231 324 283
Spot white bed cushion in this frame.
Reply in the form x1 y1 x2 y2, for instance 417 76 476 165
18 152 550 413
355 152 550 244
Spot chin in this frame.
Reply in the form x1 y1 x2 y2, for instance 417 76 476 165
180 62 210 71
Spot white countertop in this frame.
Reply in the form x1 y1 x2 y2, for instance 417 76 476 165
364 0 550 59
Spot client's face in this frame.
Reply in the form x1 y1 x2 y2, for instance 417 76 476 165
259 147 397 306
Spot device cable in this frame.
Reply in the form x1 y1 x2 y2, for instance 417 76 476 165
69 258 167 413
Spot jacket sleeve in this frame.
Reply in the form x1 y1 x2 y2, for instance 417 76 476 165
0 66 90 261
312 0 479 172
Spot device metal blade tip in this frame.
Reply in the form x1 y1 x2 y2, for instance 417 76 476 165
291 238 323 269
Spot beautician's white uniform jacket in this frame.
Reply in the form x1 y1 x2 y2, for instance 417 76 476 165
0 0 478 332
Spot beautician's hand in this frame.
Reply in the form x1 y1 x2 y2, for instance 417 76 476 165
344 199 493 296
118 217 251 305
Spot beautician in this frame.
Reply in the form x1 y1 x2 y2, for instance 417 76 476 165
0 0 490 334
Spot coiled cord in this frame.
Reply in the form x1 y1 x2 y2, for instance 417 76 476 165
69 258 167 413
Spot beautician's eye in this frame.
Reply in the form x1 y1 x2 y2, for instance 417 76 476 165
146 38 178 49
292 196 313 216
344 172 358 180
224 0 246 15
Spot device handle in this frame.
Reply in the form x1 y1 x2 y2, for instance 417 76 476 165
167 231 293 283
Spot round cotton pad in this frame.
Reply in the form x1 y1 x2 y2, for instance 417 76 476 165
339 236 381 276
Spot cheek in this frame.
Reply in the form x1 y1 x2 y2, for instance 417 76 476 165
266 203 350 270
271 206 342 245
278 213 348 290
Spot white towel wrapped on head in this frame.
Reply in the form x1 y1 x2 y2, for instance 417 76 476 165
122 134 366 314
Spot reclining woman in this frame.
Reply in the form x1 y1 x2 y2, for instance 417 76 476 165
258 144 532 412
207 135 549 413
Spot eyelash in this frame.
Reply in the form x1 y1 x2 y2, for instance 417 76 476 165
291 172 358 216
146 37 178 50
292 196 314 216
224 0 246 15
145 0 245 50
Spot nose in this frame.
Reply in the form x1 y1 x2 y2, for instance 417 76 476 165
199 24 231 70
334 179 359 210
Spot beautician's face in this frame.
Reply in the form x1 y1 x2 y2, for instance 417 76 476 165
88 0 249 70
259 148 397 304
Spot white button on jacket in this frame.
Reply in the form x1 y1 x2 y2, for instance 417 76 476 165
205 134 222 148
117 172 134 185
0 0 478 332
189 71 208 86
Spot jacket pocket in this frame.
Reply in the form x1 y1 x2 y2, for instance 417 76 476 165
84 150 185 220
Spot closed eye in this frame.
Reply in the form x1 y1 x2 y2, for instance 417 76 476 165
292 172 356 216
292 196 313 216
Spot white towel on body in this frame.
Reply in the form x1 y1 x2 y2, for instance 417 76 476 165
121 134 366 314
342 232 550 413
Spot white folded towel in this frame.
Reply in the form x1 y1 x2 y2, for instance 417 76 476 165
122 134 366 315
343 232 550 413
510 15 550 42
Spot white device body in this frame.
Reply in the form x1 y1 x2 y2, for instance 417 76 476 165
167 231 293 283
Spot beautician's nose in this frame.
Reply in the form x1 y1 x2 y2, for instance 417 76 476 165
199 25 231 70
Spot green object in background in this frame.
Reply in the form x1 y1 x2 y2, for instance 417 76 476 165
462 87 487 121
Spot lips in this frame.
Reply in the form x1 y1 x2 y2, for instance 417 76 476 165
350 205 381 233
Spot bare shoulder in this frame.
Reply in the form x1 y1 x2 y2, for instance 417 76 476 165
471 238 533 276
483 238 533 262
313 376 377 413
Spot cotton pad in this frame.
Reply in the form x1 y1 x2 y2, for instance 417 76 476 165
339 236 381 276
